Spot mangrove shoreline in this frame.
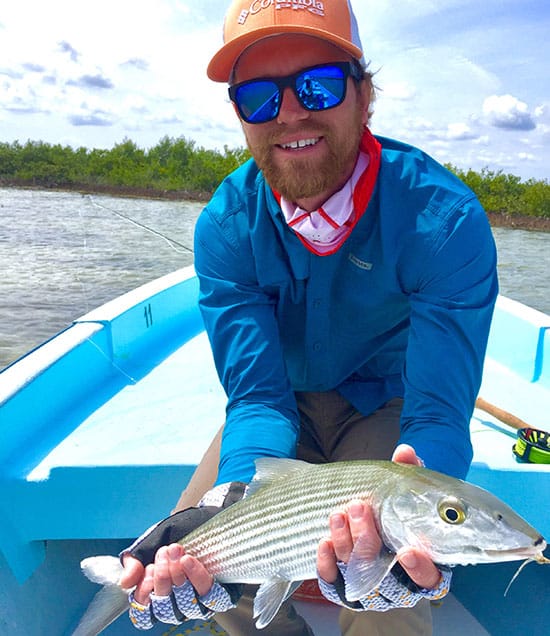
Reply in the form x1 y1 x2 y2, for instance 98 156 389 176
3 180 549 233
1 137 549 232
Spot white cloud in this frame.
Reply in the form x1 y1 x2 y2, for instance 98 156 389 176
446 122 478 141
0 1 548 180
473 135 490 146
483 95 536 131
406 117 435 132
382 81 417 101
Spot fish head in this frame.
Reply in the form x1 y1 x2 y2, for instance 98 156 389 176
378 470 547 566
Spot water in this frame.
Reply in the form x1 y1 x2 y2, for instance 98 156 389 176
490 226 549 317
1 187 549 370
0 188 197 369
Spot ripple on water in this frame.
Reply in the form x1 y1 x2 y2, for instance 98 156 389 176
1 188 548 370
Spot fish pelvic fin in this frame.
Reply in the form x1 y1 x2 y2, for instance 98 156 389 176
344 539 397 602
71 584 129 636
253 577 303 629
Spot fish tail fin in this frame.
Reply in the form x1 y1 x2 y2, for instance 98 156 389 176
71 584 129 636
71 556 130 636
81 555 125 586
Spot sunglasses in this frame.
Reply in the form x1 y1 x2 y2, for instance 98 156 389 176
228 61 363 124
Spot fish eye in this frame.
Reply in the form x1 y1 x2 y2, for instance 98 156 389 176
438 497 467 525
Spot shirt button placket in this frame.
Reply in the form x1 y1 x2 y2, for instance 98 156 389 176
311 298 324 354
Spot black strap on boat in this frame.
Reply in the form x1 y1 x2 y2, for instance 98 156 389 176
513 428 550 464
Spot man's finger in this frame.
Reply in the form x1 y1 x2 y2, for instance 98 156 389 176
328 511 352 563
346 501 382 560
120 554 145 590
167 543 188 587
392 443 422 466
153 546 173 597
398 548 442 589
180 554 214 597
317 538 339 583
133 564 155 605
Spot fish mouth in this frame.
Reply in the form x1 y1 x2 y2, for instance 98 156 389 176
483 534 548 561
484 546 546 561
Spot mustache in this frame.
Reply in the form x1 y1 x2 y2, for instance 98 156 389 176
262 125 330 148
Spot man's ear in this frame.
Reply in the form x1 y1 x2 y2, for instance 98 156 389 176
359 80 372 128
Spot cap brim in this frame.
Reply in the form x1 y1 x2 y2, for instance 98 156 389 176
207 26 364 82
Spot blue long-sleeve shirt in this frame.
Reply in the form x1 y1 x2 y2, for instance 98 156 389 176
194 135 498 483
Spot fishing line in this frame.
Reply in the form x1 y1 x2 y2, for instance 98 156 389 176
504 558 534 596
86 195 194 255
82 334 138 385
76 195 194 383
75 200 94 315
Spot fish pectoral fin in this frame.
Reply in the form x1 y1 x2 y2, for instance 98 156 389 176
344 540 397 602
253 577 301 629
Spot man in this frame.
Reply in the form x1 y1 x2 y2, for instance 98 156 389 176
121 1 498 634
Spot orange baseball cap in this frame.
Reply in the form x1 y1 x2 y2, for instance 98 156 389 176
207 0 365 83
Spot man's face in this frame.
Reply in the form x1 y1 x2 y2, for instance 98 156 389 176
232 35 370 210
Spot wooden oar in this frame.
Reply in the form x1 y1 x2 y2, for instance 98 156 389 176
474 396 531 431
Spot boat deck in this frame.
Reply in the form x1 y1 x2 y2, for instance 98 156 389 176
1 267 549 635
15 330 550 547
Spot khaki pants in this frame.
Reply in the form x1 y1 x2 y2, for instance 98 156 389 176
215 589 431 636
177 391 432 635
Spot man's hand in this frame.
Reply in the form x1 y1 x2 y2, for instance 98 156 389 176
123 545 213 605
316 444 450 609
119 483 246 630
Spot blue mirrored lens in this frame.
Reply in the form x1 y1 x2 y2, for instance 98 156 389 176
296 66 346 111
231 64 351 124
235 81 280 124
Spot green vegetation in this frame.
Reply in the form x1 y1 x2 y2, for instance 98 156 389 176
0 137 250 198
0 137 548 220
446 165 550 219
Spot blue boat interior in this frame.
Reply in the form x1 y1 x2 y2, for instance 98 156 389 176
1 265 549 635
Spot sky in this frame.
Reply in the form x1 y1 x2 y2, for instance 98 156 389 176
0 0 548 181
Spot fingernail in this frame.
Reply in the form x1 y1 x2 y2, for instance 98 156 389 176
155 547 168 563
318 539 333 558
168 545 180 561
400 552 417 569
330 513 346 530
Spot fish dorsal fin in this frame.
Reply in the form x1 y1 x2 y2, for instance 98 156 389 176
247 458 311 496
344 539 397 602
253 577 302 629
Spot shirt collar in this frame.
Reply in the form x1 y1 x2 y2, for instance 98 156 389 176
281 152 369 229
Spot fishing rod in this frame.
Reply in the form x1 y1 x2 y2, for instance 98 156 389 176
475 397 530 431
475 397 550 464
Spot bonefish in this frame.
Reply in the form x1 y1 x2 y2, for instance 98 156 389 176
72 458 549 635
